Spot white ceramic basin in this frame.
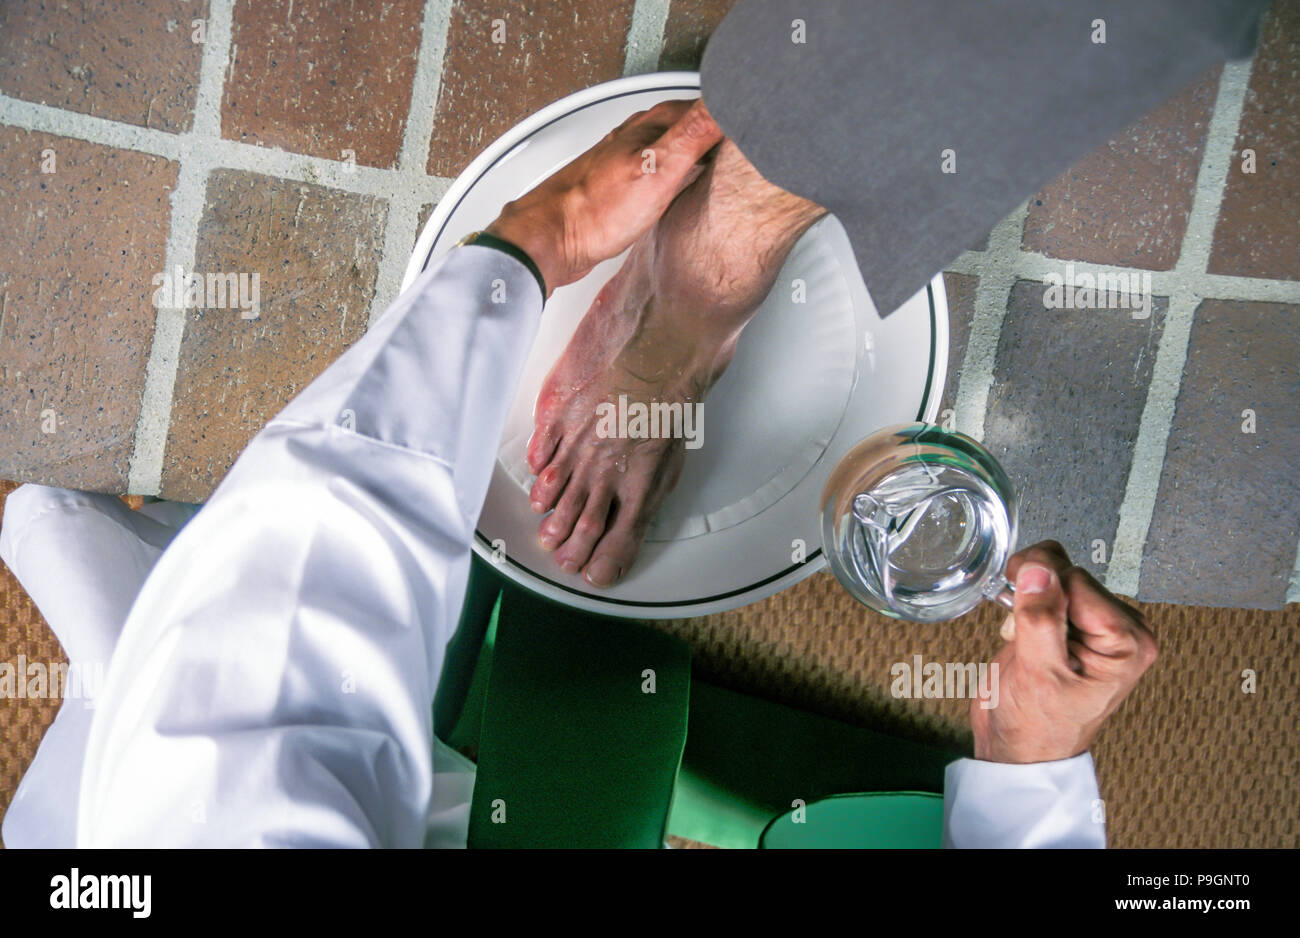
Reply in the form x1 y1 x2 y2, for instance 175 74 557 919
403 72 947 618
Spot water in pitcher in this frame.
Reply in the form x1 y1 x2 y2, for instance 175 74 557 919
821 424 1018 623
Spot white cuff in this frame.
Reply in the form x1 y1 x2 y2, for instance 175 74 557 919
943 751 1106 848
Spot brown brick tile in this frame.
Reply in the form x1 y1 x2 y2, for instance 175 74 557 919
660 0 736 71
984 280 1168 580
222 0 424 169
0 130 176 492
160 171 387 502
0 0 208 132
1208 2 1300 280
417 201 438 241
1140 299 1300 609
938 271 976 425
1022 69 1219 270
428 0 637 178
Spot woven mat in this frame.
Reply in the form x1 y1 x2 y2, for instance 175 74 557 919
0 481 67 848
2 480 1296 847
650 575 1299 848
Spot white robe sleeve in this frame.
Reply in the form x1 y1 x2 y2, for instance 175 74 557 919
76 245 542 847
942 752 1107 848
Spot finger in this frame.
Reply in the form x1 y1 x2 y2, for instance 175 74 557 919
612 107 653 134
1060 566 1164 670
626 99 694 132
1009 562 1071 673
645 99 723 192
1004 610 1084 643
1066 638 1087 675
1069 635 1152 684
611 101 694 142
1061 566 1151 657
1005 540 1072 584
1060 566 1154 662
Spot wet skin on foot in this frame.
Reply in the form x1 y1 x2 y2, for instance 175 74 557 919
527 142 826 587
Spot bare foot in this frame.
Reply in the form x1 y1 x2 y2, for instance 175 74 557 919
527 142 825 587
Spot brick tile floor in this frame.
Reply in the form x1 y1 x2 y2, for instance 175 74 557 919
0 0 1294 601
1141 299 1300 608
938 271 976 424
1023 70 1220 270
1208 0 1300 280
984 282 1168 581
0 128 176 491
223 0 425 169
0 0 209 132
160 170 387 502
659 0 735 71
427 0 637 177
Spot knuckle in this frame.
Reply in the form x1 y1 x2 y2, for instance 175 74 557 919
1136 630 1159 668
679 110 710 139
1016 541 1071 574
1065 564 1102 593
1036 539 1070 560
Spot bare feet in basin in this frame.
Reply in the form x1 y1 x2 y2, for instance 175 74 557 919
527 141 825 587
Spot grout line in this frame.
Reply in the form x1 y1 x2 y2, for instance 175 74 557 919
1107 58 1254 598
0 95 183 160
370 0 456 327
10 89 1298 314
945 251 1300 305
623 0 672 76
951 201 1030 441
125 0 238 496
0 93 453 204
189 0 230 139
397 0 453 175
125 162 208 496
1196 273 1300 303
1 0 458 495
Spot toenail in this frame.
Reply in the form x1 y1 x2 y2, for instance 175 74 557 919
539 533 558 550
531 500 545 513
586 558 620 587
560 559 580 574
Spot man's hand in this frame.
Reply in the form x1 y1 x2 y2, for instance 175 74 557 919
486 99 722 297
971 540 1158 764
